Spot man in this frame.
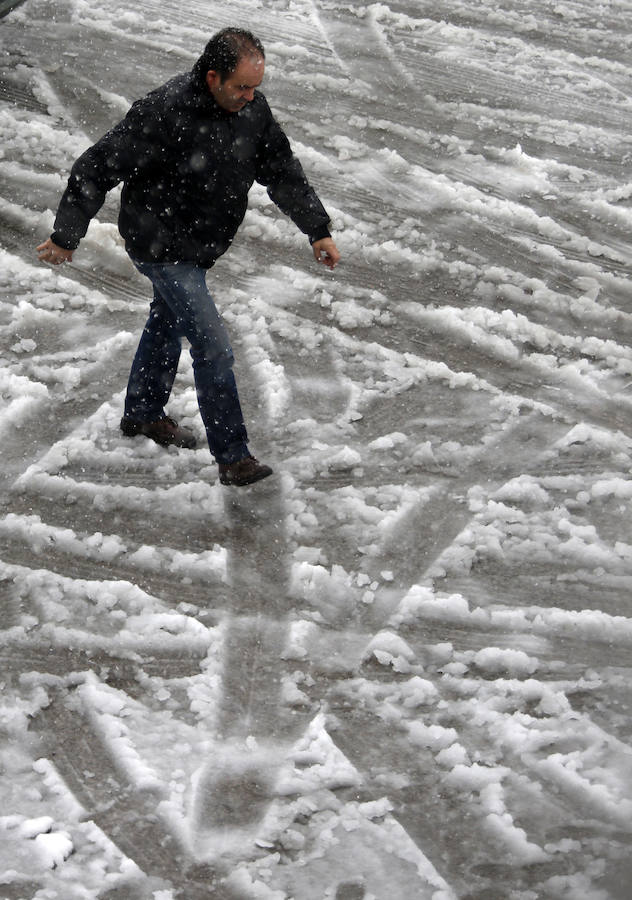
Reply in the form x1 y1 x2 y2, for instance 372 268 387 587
37 28 340 486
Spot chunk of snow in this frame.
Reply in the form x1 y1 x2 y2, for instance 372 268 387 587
367 432 408 451
473 647 539 676
328 446 362 470
408 722 458 751
34 831 74 868
363 631 416 671
18 816 54 838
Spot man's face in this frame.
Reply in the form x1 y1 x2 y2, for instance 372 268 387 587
206 55 265 112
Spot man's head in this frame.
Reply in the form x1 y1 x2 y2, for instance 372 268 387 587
193 28 265 112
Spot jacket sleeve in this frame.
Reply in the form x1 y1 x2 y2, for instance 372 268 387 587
51 99 163 250
255 100 331 243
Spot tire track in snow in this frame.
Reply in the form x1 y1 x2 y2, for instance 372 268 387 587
220 243 632 890
0 537 230 612
276 296 632 442
32 692 240 900
229 271 622 894
2 1 632 897
362 411 570 593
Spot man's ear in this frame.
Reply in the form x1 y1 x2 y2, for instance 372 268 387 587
205 70 219 92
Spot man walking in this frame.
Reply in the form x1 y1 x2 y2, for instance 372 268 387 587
37 28 340 486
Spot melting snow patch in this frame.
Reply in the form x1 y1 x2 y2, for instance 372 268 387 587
281 713 362 794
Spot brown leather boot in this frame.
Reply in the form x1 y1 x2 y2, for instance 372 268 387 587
218 456 273 486
120 416 197 449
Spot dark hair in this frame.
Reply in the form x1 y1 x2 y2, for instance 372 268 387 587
193 28 265 85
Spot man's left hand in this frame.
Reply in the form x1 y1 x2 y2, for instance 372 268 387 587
312 237 341 270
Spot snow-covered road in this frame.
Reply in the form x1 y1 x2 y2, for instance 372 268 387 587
1 1 632 898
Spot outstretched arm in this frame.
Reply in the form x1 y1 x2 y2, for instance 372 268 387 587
37 97 161 263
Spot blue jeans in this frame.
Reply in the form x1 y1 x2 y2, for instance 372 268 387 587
124 260 250 465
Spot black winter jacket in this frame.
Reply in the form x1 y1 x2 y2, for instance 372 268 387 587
51 72 331 267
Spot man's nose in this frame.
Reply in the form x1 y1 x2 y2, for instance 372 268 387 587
243 88 255 101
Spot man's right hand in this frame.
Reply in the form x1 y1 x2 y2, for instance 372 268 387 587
37 238 74 266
